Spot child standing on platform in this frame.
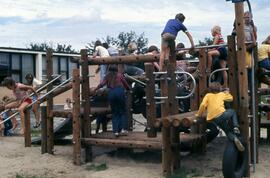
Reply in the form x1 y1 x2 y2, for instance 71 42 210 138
94 65 130 137
160 13 194 70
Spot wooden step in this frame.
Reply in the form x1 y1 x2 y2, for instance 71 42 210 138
81 131 204 151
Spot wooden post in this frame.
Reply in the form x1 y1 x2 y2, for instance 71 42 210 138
145 63 157 137
227 36 239 110
81 49 92 162
73 69 81 165
234 2 250 176
24 109 31 147
167 42 180 171
198 49 207 102
126 90 133 131
41 106 47 154
46 49 54 154
160 46 172 176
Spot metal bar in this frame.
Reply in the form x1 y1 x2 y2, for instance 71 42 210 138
208 68 229 85
0 74 63 117
153 71 167 75
251 49 256 172
174 71 197 99
124 73 146 86
0 77 72 126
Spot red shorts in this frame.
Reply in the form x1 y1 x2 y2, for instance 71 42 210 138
23 97 32 104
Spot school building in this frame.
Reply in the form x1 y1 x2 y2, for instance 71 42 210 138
0 47 80 84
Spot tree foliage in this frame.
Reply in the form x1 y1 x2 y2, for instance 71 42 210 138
27 42 78 53
86 31 148 55
197 37 213 46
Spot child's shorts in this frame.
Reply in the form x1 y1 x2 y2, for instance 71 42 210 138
161 33 176 47
22 97 32 104
31 95 38 102
217 47 227 61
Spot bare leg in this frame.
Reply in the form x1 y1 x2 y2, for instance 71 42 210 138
18 102 29 135
207 50 220 74
32 103 40 125
5 101 20 110
220 60 228 88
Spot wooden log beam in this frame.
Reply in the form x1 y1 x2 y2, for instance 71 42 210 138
81 49 92 162
258 88 270 95
234 2 249 176
258 104 270 112
53 110 73 118
72 69 81 165
145 63 157 137
154 111 199 128
46 49 54 154
81 138 162 150
24 109 31 147
72 54 159 65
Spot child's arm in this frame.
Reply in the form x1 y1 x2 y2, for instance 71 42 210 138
196 95 208 117
213 35 219 45
18 84 38 97
184 31 195 48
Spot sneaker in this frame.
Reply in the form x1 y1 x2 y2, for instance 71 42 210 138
233 127 240 134
234 137 245 152
120 130 128 136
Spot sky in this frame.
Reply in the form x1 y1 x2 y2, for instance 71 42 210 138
0 0 269 50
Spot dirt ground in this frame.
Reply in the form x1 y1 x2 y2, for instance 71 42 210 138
0 129 270 178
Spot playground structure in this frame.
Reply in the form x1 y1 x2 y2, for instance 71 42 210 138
2 1 270 177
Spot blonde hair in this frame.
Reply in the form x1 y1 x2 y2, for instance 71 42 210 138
211 26 221 35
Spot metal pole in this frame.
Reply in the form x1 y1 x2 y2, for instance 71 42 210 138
0 77 72 125
251 50 256 172
208 68 229 85
124 73 146 86
175 71 196 99
0 74 63 117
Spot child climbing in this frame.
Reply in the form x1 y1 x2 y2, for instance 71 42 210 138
25 73 42 128
207 25 228 87
94 65 130 137
195 82 244 152
160 13 194 70
0 77 38 135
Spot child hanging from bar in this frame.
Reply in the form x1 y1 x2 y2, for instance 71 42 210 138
207 25 228 87
94 65 130 137
160 13 194 70
0 77 38 135
195 82 245 151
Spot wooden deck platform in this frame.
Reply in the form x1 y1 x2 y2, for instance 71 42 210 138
81 131 204 150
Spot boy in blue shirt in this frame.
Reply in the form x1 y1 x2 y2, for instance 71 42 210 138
160 13 195 69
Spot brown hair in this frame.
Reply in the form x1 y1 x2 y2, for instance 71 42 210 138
106 65 119 88
208 82 222 93
2 77 15 88
175 13 185 22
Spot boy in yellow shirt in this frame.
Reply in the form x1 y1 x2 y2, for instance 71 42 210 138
196 82 244 151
